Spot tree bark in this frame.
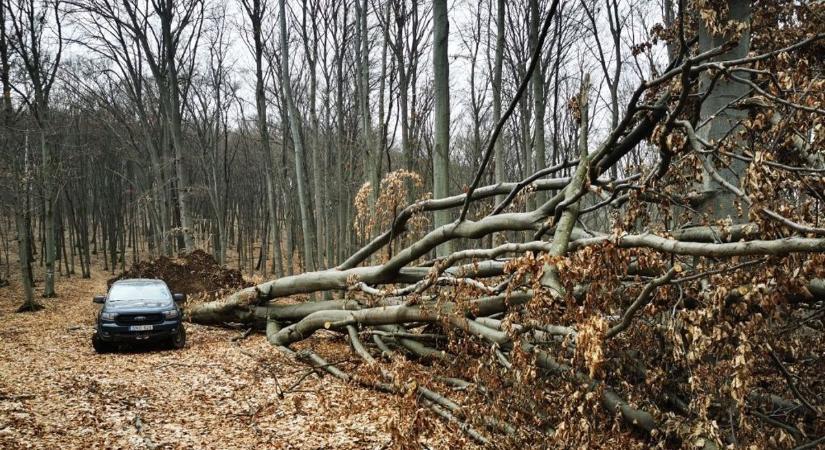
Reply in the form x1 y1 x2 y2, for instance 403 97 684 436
696 0 751 221
529 0 547 204
492 0 505 204
433 0 451 258
279 0 316 272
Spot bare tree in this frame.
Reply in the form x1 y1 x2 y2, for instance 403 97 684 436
491 0 505 203
6 0 64 297
120 0 204 253
432 0 450 257
186 6 235 264
240 0 284 274
529 0 547 204
278 0 315 271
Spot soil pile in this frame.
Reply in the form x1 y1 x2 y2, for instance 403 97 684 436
108 250 250 296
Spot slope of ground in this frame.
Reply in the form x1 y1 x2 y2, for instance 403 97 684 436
0 268 442 449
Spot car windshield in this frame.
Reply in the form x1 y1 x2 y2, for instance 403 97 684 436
108 283 171 303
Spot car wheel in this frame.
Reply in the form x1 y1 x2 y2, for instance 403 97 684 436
92 333 112 353
170 326 186 350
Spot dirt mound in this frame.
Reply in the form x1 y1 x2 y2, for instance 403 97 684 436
108 250 250 296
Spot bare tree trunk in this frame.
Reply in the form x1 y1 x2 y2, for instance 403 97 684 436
302 0 325 267
493 0 505 205
40 121 56 297
14 204 37 310
241 0 282 275
161 7 196 253
529 0 547 205
334 13 347 266
272 198 284 276
433 0 451 258
697 0 751 221
377 1 390 176
355 0 378 210
13 130 38 311
279 0 316 272
6 0 63 297
390 1 412 172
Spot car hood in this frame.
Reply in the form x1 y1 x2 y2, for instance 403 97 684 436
104 300 174 312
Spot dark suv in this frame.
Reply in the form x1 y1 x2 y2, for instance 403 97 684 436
92 279 186 353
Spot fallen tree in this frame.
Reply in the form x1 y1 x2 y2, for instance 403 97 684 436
189 4 825 447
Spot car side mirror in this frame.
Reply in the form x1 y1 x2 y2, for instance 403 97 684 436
93 295 106 304
173 293 186 302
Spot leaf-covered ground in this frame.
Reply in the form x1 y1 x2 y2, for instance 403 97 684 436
0 269 452 449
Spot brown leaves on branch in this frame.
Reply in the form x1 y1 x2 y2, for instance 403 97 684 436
355 170 429 245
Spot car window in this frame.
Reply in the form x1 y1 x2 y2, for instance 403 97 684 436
108 283 172 302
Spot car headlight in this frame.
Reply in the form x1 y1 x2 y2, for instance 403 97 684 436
163 309 179 319
100 311 117 321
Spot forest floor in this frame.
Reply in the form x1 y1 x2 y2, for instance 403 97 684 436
0 267 455 449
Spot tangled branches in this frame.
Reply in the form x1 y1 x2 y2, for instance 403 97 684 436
190 3 825 448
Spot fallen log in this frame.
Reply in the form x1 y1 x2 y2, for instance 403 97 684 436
190 235 825 326
267 292 533 347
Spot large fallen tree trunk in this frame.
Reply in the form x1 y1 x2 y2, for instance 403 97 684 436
190 233 825 325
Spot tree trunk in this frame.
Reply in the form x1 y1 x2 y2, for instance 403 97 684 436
529 0 547 205
303 0 325 267
697 0 751 222
433 0 451 258
280 0 316 273
40 128 57 297
493 0 505 205
14 205 38 311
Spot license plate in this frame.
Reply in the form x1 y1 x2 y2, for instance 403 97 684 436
129 325 154 331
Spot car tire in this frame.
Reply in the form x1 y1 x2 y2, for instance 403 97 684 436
92 333 112 353
169 326 186 350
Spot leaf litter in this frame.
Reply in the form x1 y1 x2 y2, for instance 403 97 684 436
0 265 459 449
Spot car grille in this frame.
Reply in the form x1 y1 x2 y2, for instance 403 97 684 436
116 313 164 325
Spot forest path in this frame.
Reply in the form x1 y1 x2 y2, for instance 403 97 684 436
0 268 396 449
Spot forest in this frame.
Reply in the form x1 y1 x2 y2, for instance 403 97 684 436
0 0 824 448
